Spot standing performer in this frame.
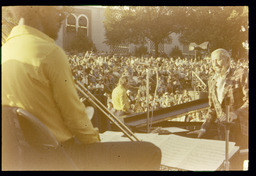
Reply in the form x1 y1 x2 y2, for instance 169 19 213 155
189 48 248 149
2 6 161 170
112 76 132 119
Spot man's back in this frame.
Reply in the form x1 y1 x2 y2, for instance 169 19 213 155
2 25 99 144
2 6 161 170
112 85 125 111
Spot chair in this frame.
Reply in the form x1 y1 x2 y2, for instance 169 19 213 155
2 106 79 170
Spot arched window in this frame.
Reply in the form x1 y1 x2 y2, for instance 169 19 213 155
78 16 87 26
66 14 76 33
77 15 88 37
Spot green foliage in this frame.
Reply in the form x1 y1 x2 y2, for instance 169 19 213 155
103 6 178 57
177 6 248 60
103 6 248 60
169 46 183 58
135 45 148 57
67 31 96 53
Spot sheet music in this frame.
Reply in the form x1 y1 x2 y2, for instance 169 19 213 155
159 135 236 171
161 127 189 133
100 131 129 142
178 139 234 170
180 145 239 171
100 131 238 171
137 133 170 148
134 132 158 139
159 134 198 168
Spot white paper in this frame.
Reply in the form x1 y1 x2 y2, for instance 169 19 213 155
159 134 198 168
161 127 189 133
99 131 238 171
159 135 237 171
100 131 128 142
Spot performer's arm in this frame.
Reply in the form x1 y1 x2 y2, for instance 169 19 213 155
201 79 217 130
120 92 131 113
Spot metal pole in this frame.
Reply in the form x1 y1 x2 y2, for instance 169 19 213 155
192 72 196 100
224 99 230 171
146 68 150 133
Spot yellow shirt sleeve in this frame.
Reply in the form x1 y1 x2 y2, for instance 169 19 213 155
120 91 130 112
45 47 100 144
112 85 130 112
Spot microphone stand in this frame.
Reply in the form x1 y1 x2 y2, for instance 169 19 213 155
224 97 231 171
131 61 155 133
149 64 159 130
146 67 150 133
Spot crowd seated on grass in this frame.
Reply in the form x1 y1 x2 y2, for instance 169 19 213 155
67 51 248 122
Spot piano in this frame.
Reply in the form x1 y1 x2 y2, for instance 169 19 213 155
122 98 209 132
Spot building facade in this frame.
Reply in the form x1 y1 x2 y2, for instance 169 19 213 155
56 6 195 57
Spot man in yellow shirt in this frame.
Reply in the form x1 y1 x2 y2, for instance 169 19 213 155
2 6 161 170
2 6 100 146
112 76 132 119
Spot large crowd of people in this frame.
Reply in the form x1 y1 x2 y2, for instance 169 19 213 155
67 51 248 122
3 6 248 171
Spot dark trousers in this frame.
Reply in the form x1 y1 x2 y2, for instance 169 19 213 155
217 120 248 149
62 138 162 171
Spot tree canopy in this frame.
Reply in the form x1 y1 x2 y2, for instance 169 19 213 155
104 6 180 57
177 6 248 60
103 6 248 60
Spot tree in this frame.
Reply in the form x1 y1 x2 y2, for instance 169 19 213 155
104 6 180 57
68 31 96 53
169 45 183 59
135 45 148 57
177 6 248 60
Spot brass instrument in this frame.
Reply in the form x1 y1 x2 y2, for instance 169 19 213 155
74 80 140 142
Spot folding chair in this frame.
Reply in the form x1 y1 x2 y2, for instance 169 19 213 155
2 106 79 170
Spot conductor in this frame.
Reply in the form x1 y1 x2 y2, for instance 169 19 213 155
189 48 248 149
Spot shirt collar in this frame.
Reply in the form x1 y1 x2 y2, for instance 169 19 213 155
213 66 230 81
6 25 55 43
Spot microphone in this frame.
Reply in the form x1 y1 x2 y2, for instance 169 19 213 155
225 97 230 123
